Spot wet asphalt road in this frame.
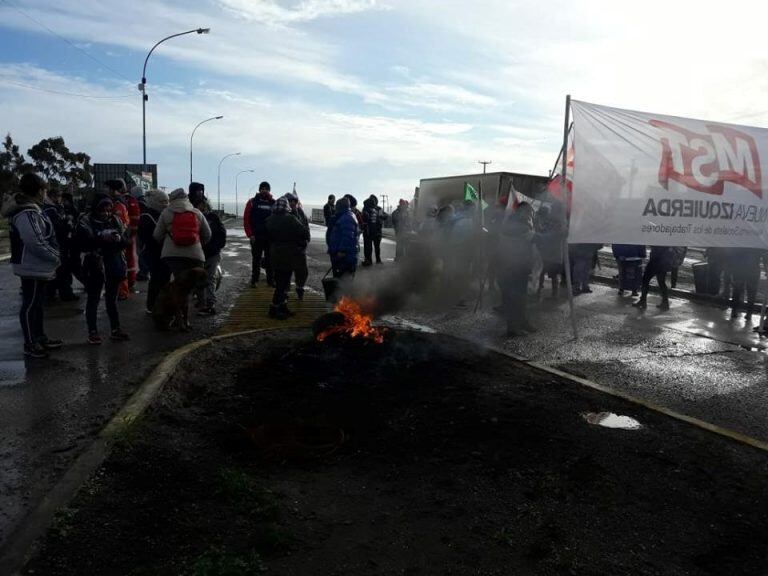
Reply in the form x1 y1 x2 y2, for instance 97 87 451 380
3 221 768 553
0 223 256 548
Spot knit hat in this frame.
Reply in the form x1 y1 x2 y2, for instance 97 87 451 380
90 193 113 213
274 197 289 213
146 189 169 212
168 188 187 201
259 181 271 191
130 185 144 198
106 179 126 193
188 182 205 206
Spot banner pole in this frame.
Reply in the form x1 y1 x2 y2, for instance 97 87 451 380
561 94 579 340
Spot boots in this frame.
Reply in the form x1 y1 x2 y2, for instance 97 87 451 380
632 298 647 309
268 304 295 320
657 298 670 311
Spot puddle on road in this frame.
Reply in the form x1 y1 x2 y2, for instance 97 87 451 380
582 411 642 430
0 360 26 387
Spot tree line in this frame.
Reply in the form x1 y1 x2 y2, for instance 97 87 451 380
0 133 93 207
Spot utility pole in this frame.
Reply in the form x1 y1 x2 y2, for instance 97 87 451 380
478 160 492 174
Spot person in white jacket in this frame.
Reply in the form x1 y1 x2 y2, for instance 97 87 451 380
3 174 61 358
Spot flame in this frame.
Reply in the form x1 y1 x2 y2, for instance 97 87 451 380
317 297 386 344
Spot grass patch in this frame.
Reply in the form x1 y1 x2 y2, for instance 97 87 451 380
217 467 280 520
190 546 267 576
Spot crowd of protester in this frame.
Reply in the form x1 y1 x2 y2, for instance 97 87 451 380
397 193 768 338
4 174 226 358
7 174 766 356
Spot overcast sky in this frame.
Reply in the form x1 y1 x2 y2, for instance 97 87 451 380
2 0 767 208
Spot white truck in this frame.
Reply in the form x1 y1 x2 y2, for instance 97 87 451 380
414 171 549 222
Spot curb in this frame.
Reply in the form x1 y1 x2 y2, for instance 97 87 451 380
0 327 276 576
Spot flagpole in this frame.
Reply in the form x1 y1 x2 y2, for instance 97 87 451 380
473 178 487 313
561 94 579 340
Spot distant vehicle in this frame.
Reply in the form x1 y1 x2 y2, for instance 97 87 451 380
415 171 549 222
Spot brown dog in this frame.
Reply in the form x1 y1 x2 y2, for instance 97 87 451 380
153 267 208 331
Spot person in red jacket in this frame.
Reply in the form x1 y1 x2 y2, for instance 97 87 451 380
105 179 136 300
243 181 275 287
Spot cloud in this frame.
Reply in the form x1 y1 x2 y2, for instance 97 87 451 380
0 64 493 201
218 0 385 25
367 82 497 112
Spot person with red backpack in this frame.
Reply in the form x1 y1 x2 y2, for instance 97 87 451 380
152 188 211 278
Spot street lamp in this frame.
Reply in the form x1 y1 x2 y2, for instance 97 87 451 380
189 115 223 183
235 169 255 218
478 160 492 174
139 27 210 169
217 152 241 212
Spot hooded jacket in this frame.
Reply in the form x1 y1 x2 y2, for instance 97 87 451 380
76 200 131 280
5 194 60 279
153 195 211 263
328 203 359 262
266 210 308 270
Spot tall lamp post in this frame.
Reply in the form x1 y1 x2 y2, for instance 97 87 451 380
235 169 255 218
190 115 223 183
139 27 210 169
478 160 492 174
217 152 241 212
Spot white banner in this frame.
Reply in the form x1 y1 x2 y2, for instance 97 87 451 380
569 100 768 248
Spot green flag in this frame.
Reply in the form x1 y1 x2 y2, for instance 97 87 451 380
464 182 489 209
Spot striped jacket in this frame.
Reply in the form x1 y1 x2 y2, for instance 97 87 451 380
5 196 60 279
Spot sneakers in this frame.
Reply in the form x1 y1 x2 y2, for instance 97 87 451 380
88 332 103 345
657 300 670 311
39 337 63 350
24 343 49 359
361 261 373 267
110 329 130 341
632 300 647 309
296 288 305 302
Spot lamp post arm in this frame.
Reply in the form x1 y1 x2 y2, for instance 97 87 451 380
142 29 204 82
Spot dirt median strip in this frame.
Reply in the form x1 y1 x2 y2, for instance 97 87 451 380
4 325 768 575
0 328 279 576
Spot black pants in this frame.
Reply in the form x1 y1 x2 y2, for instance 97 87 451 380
20 278 48 346
395 234 408 260
272 268 293 306
293 255 308 294
331 257 356 279
639 259 668 301
250 237 273 283
146 258 171 311
86 274 121 333
363 233 382 263
498 270 529 330
732 266 760 313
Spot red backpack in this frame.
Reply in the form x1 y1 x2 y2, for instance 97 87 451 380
171 211 200 247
